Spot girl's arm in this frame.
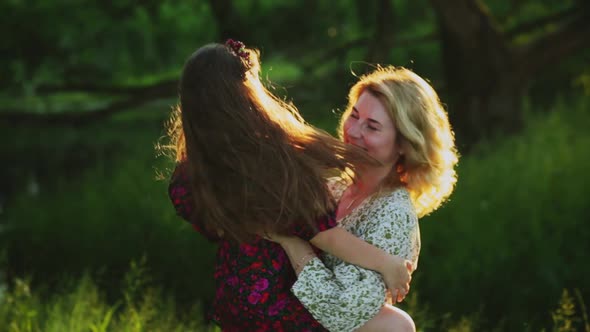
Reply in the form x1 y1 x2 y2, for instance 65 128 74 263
168 162 221 241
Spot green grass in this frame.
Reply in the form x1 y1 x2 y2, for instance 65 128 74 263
416 96 590 330
0 259 219 332
1 96 589 331
0 100 217 307
0 269 587 331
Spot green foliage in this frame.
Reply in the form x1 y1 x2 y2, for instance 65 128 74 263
574 69 590 96
0 102 216 307
551 289 578 332
401 292 436 331
0 92 122 114
2 153 217 305
2 96 588 331
549 289 590 332
0 260 217 332
2 0 216 88
0 277 40 332
0 273 586 331
2 0 589 328
415 96 590 330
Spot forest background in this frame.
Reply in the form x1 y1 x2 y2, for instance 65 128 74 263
1 0 589 331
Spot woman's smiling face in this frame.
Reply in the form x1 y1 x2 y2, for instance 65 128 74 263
343 90 400 167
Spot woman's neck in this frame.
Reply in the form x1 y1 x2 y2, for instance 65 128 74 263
336 164 393 222
353 164 394 194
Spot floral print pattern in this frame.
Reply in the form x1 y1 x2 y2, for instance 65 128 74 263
292 177 421 332
168 162 335 331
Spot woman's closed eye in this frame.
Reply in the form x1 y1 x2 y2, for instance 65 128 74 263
367 120 381 131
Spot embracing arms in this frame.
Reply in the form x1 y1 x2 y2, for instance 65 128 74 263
310 227 412 299
276 193 421 332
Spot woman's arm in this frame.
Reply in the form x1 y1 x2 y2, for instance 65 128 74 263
285 238 387 332
310 227 412 297
268 227 411 298
287 195 420 332
362 193 421 271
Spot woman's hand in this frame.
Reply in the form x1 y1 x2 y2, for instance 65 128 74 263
381 256 413 303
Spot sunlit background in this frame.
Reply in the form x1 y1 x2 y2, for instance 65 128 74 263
1 0 589 331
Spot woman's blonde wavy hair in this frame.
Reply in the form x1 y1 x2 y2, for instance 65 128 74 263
339 66 459 217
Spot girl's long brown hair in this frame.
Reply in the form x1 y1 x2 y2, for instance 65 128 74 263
166 43 369 243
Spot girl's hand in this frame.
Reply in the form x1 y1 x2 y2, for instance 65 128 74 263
260 231 296 245
381 256 413 303
258 233 315 275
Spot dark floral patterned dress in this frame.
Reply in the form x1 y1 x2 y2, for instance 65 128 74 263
168 163 334 331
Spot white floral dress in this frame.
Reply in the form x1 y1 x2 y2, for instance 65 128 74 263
291 178 421 332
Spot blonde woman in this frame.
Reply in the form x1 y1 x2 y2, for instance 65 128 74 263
270 67 459 331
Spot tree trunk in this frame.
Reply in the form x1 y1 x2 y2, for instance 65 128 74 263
207 0 247 41
366 0 396 65
430 0 521 143
430 0 590 145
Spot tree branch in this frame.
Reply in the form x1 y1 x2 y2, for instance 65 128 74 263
1 80 178 126
505 6 578 40
429 0 507 54
518 12 590 79
36 79 178 96
0 95 163 126
301 32 437 72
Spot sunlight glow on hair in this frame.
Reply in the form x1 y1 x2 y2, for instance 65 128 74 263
340 66 459 217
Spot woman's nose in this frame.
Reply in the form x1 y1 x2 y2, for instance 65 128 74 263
346 122 362 138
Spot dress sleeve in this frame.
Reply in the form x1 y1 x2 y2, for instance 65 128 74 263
291 257 386 332
290 190 421 332
168 162 220 242
363 190 421 269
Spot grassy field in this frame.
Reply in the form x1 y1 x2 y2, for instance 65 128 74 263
0 95 589 331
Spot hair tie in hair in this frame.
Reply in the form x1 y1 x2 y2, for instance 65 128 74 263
225 38 252 67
